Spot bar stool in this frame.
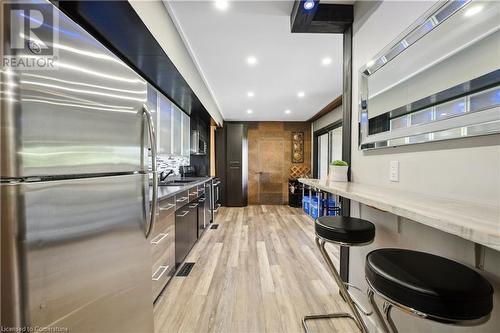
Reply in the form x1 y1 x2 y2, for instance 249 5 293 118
302 216 375 333
365 249 494 333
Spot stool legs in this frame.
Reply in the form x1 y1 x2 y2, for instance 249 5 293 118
302 237 369 333
383 303 399 333
368 288 390 333
368 286 400 333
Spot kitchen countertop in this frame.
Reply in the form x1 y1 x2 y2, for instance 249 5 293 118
299 178 500 251
150 176 213 201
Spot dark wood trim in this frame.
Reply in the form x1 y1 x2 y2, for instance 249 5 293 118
312 120 343 178
307 95 343 123
340 25 353 284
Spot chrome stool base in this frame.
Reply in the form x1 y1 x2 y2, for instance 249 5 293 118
301 237 369 333
302 313 358 332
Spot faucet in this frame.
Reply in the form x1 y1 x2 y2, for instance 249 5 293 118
159 170 174 182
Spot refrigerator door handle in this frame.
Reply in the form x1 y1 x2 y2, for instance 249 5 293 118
143 104 158 239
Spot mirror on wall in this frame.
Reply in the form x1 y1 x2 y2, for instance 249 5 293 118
359 0 500 149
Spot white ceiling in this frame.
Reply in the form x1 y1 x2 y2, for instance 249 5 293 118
166 0 343 121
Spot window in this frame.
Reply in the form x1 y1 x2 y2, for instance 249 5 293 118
314 124 342 179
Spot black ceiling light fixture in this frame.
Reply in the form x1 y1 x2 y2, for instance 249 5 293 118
290 0 353 34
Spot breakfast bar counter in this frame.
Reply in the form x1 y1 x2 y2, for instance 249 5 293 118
298 178 500 251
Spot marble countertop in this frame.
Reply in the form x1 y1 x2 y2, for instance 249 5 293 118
298 178 500 251
150 176 213 201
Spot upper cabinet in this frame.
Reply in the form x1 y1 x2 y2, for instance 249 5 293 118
154 87 190 158
172 105 182 156
158 95 172 155
181 112 190 157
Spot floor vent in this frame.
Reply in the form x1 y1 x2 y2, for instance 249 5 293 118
211 224 219 229
176 262 195 277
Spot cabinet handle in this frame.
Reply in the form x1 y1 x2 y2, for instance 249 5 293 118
198 198 206 202
150 233 168 245
160 203 175 211
176 197 188 203
189 203 199 208
176 211 189 217
152 265 169 281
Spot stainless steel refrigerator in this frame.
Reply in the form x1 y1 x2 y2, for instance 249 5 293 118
1 1 157 332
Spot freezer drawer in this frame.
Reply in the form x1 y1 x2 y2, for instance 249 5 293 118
151 207 175 301
0 174 153 332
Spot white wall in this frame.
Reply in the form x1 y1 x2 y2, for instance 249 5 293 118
349 1 500 332
128 0 223 125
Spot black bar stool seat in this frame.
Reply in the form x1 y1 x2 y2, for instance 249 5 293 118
303 216 376 333
366 248 493 330
315 216 375 245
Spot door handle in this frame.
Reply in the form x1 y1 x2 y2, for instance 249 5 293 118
176 211 189 217
143 104 157 239
160 203 176 211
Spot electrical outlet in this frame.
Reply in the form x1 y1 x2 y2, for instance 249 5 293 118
390 160 399 182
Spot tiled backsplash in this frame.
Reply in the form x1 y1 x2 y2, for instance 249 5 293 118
156 154 190 175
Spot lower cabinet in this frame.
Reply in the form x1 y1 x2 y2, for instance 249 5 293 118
175 201 198 268
197 194 206 238
151 196 176 301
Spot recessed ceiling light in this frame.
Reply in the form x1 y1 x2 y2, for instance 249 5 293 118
464 5 483 17
246 109 253 114
322 57 332 65
297 91 305 98
215 0 229 11
246 56 257 65
247 91 254 97
284 109 291 114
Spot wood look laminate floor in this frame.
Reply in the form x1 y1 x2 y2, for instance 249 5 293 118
154 205 357 333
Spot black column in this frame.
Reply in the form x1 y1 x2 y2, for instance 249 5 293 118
340 25 353 283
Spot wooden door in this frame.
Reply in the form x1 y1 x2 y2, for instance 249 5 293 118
257 138 285 204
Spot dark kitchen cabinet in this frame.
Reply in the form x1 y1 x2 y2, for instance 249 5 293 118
224 123 248 207
175 201 198 268
197 194 205 238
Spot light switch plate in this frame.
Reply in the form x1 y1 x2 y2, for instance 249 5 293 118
390 160 399 182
